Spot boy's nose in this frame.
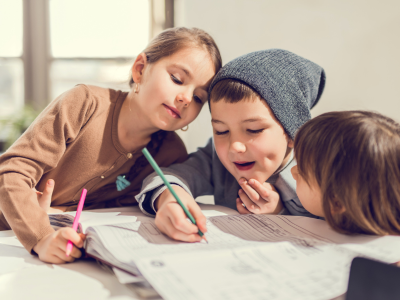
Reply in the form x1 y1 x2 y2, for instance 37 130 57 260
230 141 246 153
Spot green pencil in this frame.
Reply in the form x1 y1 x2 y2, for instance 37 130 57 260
142 147 207 242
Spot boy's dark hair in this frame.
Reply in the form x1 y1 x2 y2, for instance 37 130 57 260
210 79 261 103
294 110 400 235
208 49 326 140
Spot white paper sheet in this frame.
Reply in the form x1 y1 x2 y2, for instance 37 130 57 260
80 215 138 233
136 242 356 300
86 214 400 300
113 267 146 284
108 221 141 232
201 210 227 217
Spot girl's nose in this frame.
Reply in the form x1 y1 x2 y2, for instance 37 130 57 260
291 165 298 181
230 141 246 153
177 92 192 107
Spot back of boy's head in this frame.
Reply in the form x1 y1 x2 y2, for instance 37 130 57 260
209 49 326 140
295 111 400 235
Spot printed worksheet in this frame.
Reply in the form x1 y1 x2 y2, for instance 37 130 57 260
136 243 356 300
85 214 400 300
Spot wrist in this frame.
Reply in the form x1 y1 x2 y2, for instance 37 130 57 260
33 237 44 255
155 189 172 211
32 231 52 254
272 200 284 214
155 186 185 211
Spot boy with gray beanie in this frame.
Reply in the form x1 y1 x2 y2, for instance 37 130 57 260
136 49 326 242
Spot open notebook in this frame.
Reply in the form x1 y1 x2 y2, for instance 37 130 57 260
49 211 138 233
50 211 400 300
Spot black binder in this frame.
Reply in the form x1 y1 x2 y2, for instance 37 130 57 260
346 257 400 300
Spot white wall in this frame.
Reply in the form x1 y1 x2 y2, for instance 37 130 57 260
175 0 400 153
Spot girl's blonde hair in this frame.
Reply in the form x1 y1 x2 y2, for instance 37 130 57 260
294 110 400 235
129 27 222 87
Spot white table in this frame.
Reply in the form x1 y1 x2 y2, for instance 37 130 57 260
0 203 237 300
0 203 345 300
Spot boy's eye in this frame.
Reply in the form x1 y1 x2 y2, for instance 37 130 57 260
247 129 265 134
171 74 182 84
193 95 203 104
215 130 229 135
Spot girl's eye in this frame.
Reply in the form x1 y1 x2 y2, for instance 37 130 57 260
215 130 229 135
193 95 203 104
171 74 182 84
247 129 265 134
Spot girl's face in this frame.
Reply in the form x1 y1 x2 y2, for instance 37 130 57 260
291 165 324 217
211 98 293 184
133 47 216 131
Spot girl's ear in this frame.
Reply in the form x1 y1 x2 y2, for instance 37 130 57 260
330 198 346 215
287 139 294 148
131 53 148 84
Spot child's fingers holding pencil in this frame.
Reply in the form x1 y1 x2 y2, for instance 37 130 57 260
61 228 84 248
33 229 83 264
156 202 202 242
55 248 76 263
168 203 199 234
159 217 202 242
187 201 207 234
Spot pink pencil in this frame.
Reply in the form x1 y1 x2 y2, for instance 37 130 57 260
66 188 87 257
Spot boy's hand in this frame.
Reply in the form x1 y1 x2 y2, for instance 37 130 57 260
33 228 86 264
154 186 207 243
236 178 283 214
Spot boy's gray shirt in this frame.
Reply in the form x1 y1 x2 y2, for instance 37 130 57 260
136 138 316 218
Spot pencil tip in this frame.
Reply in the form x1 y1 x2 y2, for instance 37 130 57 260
203 236 208 244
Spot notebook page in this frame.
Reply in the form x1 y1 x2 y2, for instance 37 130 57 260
49 211 121 229
79 215 137 233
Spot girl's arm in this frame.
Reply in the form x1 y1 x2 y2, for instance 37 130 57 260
0 85 95 253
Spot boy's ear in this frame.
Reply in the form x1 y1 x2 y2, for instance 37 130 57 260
131 53 148 84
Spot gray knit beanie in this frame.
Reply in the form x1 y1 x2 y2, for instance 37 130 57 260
209 49 326 140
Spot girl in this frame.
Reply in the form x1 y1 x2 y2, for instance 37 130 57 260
291 110 400 235
135 49 326 242
0 27 222 263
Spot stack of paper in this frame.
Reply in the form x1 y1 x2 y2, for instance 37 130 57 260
83 213 400 300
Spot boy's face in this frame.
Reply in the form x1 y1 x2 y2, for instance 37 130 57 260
211 97 293 184
290 165 324 217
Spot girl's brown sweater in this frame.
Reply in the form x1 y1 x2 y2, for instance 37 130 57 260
0 84 187 253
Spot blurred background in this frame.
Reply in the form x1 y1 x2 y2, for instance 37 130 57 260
1 0 399 153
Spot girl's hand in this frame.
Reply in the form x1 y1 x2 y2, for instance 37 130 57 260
33 228 86 264
34 179 54 213
33 179 65 213
154 186 207 242
236 178 283 215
